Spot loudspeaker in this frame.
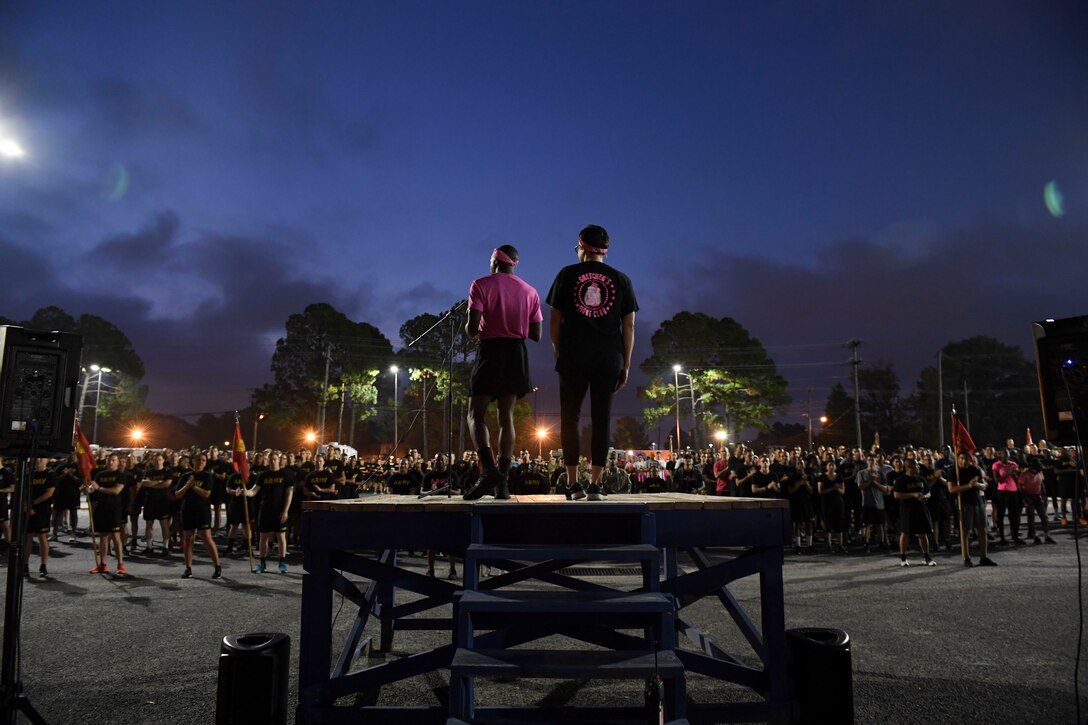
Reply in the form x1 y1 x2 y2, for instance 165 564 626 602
0 326 83 457
1032 315 1088 446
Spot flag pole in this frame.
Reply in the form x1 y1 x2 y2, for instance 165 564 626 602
951 405 967 561
234 412 255 573
74 425 101 567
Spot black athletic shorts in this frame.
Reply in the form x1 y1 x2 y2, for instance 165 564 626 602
181 507 212 532
28 510 51 534
470 338 532 400
258 514 288 534
898 503 933 537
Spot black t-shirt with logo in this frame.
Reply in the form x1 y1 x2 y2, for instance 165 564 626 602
545 260 638 374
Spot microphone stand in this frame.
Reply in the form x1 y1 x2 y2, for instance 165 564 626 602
1 419 49 725
409 300 467 499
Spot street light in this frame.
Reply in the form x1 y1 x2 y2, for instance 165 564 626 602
390 365 399 457
714 430 727 453
130 428 144 446
90 365 114 446
252 412 265 451
536 427 547 459
672 364 682 454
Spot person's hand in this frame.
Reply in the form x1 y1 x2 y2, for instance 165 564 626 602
615 368 629 392
279 513 288 523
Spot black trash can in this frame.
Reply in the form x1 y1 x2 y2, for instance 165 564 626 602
216 632 291 725
786 627 852 724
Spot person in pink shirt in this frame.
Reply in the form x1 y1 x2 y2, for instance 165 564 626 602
1019 454 1056 544
463 245 543 500
991 449 1024 545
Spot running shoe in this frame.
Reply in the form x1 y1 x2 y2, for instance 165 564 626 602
566 484 587 501
447 567 458 579
963 558 974 567
38 564 48 578
1080 518 1088 526
253 562 266 574
925 557 936 567
979 557 998 566
278 561 288 574
116 564 128 576
67 537 77 544
212 566 222 579
89 563 108 574
586 484 606 501
1045 536 1057 544
899 559 910 567
1061 517 1069 526
181 567 193 578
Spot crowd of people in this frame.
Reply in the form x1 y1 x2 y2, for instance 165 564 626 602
1 435 1082 579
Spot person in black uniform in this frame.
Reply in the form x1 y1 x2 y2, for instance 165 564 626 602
51 456 81 544
894 459 935 567
83 453 128 575
241 452 294 574
138 453 173 555
385 459 420 495
304 455 338 502
546 225 638 501
174 453 222 579
26 457 56 577
818 461 847 554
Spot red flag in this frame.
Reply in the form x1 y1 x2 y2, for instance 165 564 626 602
951 413 976 455
232 423 250 482
74 424 95 483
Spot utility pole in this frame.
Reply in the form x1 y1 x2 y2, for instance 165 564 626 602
937 351 944 449
336 386 345 443
847 340 863 450
348 395 356 451
963 379 971 431
806 387 813 450
317 343 331 443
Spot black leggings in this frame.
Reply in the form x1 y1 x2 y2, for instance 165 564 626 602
995 489 1021 539
559 369 619 467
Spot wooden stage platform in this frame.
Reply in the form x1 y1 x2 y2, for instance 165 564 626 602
299 493 793 724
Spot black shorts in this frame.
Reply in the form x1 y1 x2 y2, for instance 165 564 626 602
862 507 887 526
210 479 228 506
28 510 51 534
822 496 846 532
898 503 933 537
181 507 211 532
54 490 80 511
470 338 532 400
91 505 123 533
258 515 288 534
226 497 250 526
143 492 173 521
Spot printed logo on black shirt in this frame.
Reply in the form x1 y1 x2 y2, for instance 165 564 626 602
575 272 616 318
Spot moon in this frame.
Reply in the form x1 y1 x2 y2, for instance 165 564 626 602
1044 180 1064 218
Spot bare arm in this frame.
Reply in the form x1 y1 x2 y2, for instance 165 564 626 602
465 309 483 339
549 307 562 358
528 320 543 342
617 311 635 391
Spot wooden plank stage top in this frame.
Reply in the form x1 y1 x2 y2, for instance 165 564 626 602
303 492 788 514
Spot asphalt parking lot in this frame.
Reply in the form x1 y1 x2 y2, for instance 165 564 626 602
2 510 1085 724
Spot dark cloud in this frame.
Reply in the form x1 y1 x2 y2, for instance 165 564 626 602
87 210 180 268
657 219 1088 398
87 78 206 139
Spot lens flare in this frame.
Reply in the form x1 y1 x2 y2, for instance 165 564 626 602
1044 181 1064 218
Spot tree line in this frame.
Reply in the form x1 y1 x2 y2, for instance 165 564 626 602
2 304 1043 452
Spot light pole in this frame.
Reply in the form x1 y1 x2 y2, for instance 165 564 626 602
252 412 265 451
90 365 113 446
672 364 682 453
390 365 399 457
536 427 547 459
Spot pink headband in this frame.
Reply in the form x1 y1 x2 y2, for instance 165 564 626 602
491 248 518 267
578 240 608 255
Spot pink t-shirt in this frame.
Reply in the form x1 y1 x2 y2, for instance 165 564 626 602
468 273 542 340
1018 470 1043 496
991 460 1020 492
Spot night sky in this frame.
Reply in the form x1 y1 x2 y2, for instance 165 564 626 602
0 2 1085 430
